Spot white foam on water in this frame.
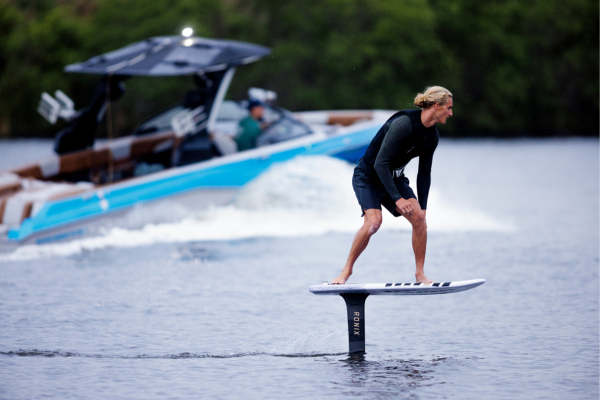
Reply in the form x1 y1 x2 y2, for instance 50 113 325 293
0 156 513 261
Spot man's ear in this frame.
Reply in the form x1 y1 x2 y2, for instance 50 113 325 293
434 103 440 110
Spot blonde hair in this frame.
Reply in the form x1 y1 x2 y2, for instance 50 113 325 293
414 86 453 109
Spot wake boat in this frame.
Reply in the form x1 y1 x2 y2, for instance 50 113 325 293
0 33 393 245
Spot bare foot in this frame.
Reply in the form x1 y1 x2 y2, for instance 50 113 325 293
415 273 433 283
332 270 352 284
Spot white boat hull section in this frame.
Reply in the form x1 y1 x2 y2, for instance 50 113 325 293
309 279 486 295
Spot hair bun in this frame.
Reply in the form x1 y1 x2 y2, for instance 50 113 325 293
414 93 427 108
413 86 453 109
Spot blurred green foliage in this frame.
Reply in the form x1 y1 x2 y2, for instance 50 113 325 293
0 0 597 137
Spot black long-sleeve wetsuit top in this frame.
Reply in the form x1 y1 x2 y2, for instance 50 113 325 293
356 109 439 210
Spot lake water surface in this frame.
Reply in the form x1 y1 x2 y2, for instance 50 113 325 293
0 138 598 399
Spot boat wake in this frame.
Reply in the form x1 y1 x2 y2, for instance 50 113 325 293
0 156 513 261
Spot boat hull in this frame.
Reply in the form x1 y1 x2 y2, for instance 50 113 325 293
5 114 390 243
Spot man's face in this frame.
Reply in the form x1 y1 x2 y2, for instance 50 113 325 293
435 98 453 124
251 106 265 120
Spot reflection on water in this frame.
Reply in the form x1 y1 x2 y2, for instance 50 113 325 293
324 355 464 397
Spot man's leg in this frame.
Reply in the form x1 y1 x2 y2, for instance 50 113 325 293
398 198 431 283
332 208 382 284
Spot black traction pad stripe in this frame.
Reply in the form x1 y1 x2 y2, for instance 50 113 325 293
432 283 440 287
442 282 451 286
385 283 392 287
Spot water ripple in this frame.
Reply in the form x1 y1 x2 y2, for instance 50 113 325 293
0 349 345 359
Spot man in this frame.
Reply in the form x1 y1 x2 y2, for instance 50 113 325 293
332 86 453 284
235 100 265 151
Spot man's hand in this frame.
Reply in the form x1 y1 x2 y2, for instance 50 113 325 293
395 198 413 216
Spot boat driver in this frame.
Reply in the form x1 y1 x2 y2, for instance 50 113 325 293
235 100 265 151
332 86 453 284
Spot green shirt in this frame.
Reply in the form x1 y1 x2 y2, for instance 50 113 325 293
236 116 262 151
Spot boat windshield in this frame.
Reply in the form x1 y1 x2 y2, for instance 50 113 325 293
133 100 301 139
217 101 249 121
133 105 186 135
218 100 281 124
256 117 312 147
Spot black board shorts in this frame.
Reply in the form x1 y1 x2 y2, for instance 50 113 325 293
352 167 417 217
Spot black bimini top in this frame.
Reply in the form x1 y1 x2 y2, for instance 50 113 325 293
64 36 271 76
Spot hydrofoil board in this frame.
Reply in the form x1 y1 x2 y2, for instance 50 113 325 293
309 279 485 296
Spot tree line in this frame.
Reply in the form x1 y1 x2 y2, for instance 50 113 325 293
0 0 598 138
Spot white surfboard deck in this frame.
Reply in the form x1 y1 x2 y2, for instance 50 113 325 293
309 279 485 295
